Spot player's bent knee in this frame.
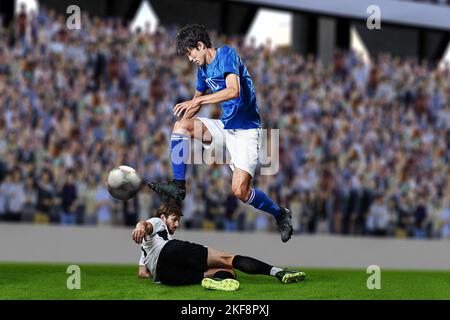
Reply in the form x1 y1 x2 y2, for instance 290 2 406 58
222 255 234 269
231 175 252 202
173 119 193 136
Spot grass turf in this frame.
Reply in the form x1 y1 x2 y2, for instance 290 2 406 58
0 263 449 300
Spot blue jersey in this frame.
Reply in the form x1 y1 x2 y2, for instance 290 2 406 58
196 45 261 129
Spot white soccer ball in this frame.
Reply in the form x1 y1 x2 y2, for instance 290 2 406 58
107 166 143 201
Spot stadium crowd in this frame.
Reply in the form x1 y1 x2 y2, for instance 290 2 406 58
1 6 450 240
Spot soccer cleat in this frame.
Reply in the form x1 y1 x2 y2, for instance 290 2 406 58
275 269 306 284
276 208 294 243
201 278 240 291
147 180 186 202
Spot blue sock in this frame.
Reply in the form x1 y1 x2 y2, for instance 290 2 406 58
170 133 190 181
245 188 281 218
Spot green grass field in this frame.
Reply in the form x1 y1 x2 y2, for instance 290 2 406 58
1 263 449 300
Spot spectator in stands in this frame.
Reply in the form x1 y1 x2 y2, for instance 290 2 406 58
95 174 113 226
6 168 25 222
289 193 302 234
17 3 28 45
122 196 139 227
74 171 87 225
366 195 390 236
224 192 239 231
137 188 153 223
413 195 430 239
59 170 77 225
0 171 12 221
22 174 37 222
299 191 314 233
191 187 206 229
438 193 450 239
394 194 415 238
84 175 98 225
35 169 56 224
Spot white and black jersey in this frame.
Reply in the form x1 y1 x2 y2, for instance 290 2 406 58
139 217 173 281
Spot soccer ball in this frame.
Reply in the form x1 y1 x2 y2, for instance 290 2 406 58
107 165 143 201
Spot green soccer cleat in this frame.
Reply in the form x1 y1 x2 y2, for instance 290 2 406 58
201 278 240 291
275 269 306 284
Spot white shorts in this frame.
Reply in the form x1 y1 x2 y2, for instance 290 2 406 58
197 117 262 177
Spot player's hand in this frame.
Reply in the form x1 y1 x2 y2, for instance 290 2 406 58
132 226 146 244
173 98 201 119
182 104 202 119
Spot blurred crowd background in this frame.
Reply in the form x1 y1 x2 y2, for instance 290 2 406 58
1 5 450 240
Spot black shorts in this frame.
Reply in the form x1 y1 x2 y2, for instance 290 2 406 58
156 239 208 286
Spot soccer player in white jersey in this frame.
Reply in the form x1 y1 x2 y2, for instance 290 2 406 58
133 202 305 291
147 24 293 243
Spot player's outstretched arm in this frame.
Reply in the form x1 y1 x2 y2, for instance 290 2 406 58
132 221 153 244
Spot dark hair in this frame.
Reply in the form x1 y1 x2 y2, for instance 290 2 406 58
41 169 53 182
176 24 212 55
155 202 183 219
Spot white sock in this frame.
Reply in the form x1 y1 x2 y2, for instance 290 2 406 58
270 267 283 277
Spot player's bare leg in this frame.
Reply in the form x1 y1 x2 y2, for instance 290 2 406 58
231 168 294 243
147 118 211 203
206 247 234 269
231 168 253 202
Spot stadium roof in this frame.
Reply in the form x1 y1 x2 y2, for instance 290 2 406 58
235 0 450 31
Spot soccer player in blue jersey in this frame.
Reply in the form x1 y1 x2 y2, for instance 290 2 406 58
148 24 293 242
